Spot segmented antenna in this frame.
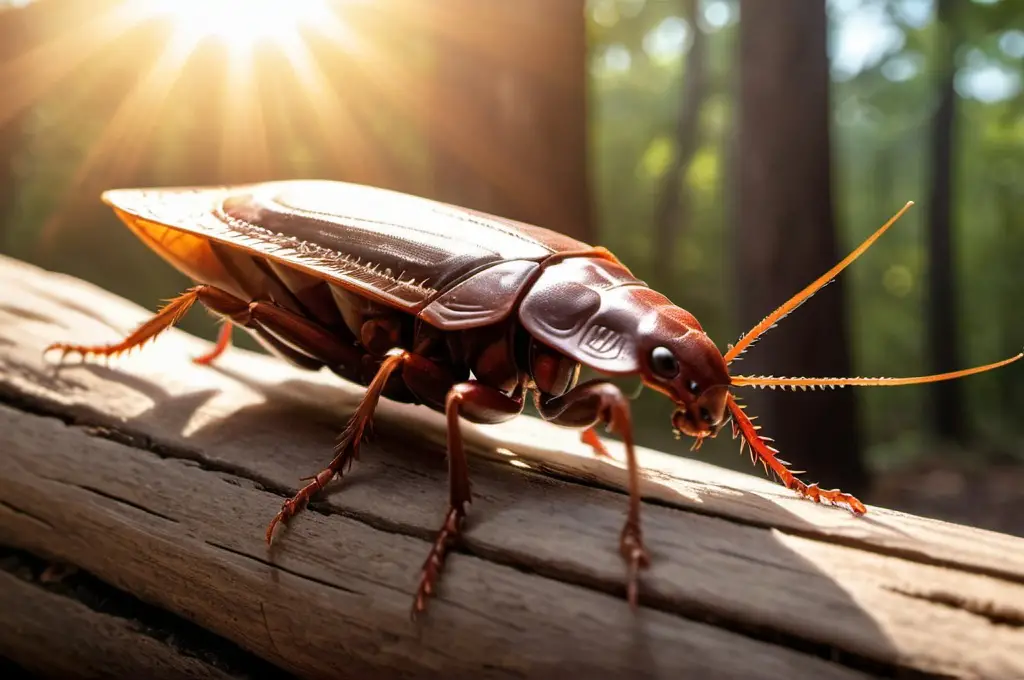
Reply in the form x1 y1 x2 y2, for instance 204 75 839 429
731 352 1024 390
724 201 915 365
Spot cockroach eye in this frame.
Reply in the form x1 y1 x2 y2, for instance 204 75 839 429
688 379 701 395
650 347 679 379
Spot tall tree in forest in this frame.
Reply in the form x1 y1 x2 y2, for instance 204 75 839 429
0 2 32 247
926 0 966 443
734 0 865 492
652 0 709 289
0 0 87 245
425 0 592 242
0 0 140 252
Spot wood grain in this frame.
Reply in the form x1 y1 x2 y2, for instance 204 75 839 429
0 564 245 680
1 253 1023 679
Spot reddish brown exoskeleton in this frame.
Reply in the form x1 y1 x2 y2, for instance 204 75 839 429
46 182 1022 615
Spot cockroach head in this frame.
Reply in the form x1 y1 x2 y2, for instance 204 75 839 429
638 305 731 438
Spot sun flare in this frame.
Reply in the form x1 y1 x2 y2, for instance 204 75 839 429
146 0 337 51
5 0 431 246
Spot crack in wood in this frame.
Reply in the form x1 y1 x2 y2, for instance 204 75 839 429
0 546 296 679
37 475 181 525
0 500 55 531
0 385 288 496
885 585 1024 628
463 541 940 679
259 602 282 659
203 539 360 597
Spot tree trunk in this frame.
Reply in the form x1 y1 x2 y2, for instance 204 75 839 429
0 3 24 249
0 0 75 247
926 0 965 443
0 0 130 253
652 0 709 289
425 0 592 242
735 0 866 493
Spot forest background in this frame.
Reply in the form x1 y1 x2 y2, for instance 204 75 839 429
1 0 1022 533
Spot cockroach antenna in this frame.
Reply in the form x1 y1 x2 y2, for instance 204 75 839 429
719 201 1022 517
728 200 1023 391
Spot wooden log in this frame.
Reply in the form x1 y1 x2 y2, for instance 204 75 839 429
0 549 261 680
0 252 1022 679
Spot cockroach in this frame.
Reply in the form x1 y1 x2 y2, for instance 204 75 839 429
46 181 1022 615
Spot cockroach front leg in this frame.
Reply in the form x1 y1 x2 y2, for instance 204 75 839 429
535 380 650 607
727 395 866 515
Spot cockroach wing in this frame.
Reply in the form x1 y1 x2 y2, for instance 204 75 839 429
518 256 666 375
420 260 540 330
102 180 589 314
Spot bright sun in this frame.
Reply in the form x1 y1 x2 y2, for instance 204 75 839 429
147 0 336 51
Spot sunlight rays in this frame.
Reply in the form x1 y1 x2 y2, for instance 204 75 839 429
12 0 366 247
38 28 205 247
220 47 272 180
273 29 389 186
0 1 157 128
145 0 338 53
8 0 560 259
352 34 577 231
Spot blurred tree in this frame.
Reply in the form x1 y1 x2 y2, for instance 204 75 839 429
425 0 592 242
925 0 966 443
735 0 865 492
0 0 96 245
0 1 34 245
652 0 709 289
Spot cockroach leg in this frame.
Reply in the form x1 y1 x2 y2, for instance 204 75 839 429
412 381 524 619
193 323 233 366
45 285 249 362
247 301 363 372
580 426 614 459
535 380 650 608
727 395 866 514
265 349 409 543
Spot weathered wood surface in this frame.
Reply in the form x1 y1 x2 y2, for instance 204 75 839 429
0 551 252 680
1 252 1023 679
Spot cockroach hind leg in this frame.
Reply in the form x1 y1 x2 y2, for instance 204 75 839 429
44 287 206 365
